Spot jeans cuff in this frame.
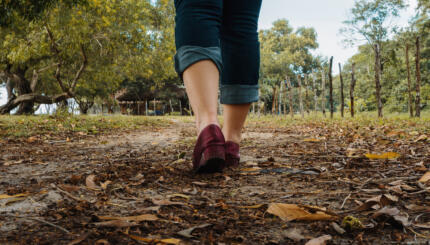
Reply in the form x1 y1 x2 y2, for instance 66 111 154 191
220 84 259 104
174 45 223 79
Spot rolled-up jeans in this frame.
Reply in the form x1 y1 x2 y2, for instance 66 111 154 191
174 0 262 104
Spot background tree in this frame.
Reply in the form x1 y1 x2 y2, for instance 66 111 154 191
341 0 406 117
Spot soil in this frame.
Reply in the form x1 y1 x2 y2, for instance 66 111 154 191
0 118 429 244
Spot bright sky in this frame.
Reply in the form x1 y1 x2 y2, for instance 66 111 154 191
0 0 420 106
258 0 418 67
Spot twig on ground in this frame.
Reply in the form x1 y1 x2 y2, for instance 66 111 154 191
2 215 70 234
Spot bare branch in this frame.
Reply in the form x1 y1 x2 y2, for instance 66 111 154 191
45 25 67 93
70 45 88 92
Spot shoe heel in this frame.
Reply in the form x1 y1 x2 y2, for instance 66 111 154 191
197 145 226 173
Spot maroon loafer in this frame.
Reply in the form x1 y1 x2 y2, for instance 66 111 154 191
225 141 240 168
193 124 226 173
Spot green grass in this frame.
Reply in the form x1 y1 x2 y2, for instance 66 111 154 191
0 114 171 139
1 111 429 139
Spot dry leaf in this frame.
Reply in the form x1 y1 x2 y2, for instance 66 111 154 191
167 194 190 200
283 228 305 242
160 238 181 245
415 134 428 142
365 152 401 160
177 223 212 238
303 138 321 142
101 181 112 190
98 214 158 222
419 172 430 183
305 235 332 245
86 175 100 190
192 181 207 186
27 136 37 143
241 167 262 172
67 233 90 245
267 203 336 222
0 193 29 199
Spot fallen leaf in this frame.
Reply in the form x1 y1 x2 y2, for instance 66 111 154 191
305 235 332 245
100 181 112 190
177 223 212 238
93 220 138 227
160 238 181 245
27 136 37 143
283 228 305 242
415 134 428 142
0 193 29 199
331 222 346 234
167 194 190 200
98 214 158 222
192 181 207 186
365 152 400 160
372 207 410 227
241 167 262 172
303 138 321 142
86 175 100 190
267 203 336 222
419 172 430 183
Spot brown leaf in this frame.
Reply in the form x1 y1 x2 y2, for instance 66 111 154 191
267 203 336 222
305 235 332 245
0 193 29 199
192 181 207 186
85 175 100 190
100 181 112 190
239 204 265 209
58 184 80 192
27 136 37 143
372 207 410 227
283 228 305 242
177 223 212 238
93 220 138 227
365 152 400 160
98 214 158 222
419 172 430 183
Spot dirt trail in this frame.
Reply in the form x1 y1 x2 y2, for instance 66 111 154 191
1 119 429 244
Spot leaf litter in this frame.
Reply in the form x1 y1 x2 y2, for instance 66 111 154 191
1 117 430 244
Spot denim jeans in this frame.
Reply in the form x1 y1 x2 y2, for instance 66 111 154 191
174 0 262 104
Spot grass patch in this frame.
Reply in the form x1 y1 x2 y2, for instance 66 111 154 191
0 115 171 139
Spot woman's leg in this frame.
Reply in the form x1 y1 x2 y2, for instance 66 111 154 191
183 60 220 133
174 0 223 133
222 104 251 144
174 0 226 172
220 0 262 144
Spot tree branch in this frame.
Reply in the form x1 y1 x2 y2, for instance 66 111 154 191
45 25 67 93
70 45 88 92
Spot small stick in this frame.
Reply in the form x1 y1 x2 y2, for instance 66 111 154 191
3 215 70 233
340 193 351 209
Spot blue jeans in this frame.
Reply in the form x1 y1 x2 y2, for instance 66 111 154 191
174 0 262 104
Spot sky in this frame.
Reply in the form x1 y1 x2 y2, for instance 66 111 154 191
0 0 420 106
258 0 418 67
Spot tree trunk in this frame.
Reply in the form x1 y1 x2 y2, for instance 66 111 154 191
272 86 278 114
312 73 318 112
321 70 326 117
339 63 345 118
287 76 294 118
405 44 414 118
297 75 304 118
328 56 334 119
279 82 283 115
374 44 383 118
350 63 357 118
15 72 35 115
304 75 310 114
415 36 421 118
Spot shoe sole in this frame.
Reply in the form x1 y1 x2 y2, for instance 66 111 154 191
196 157 225 173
